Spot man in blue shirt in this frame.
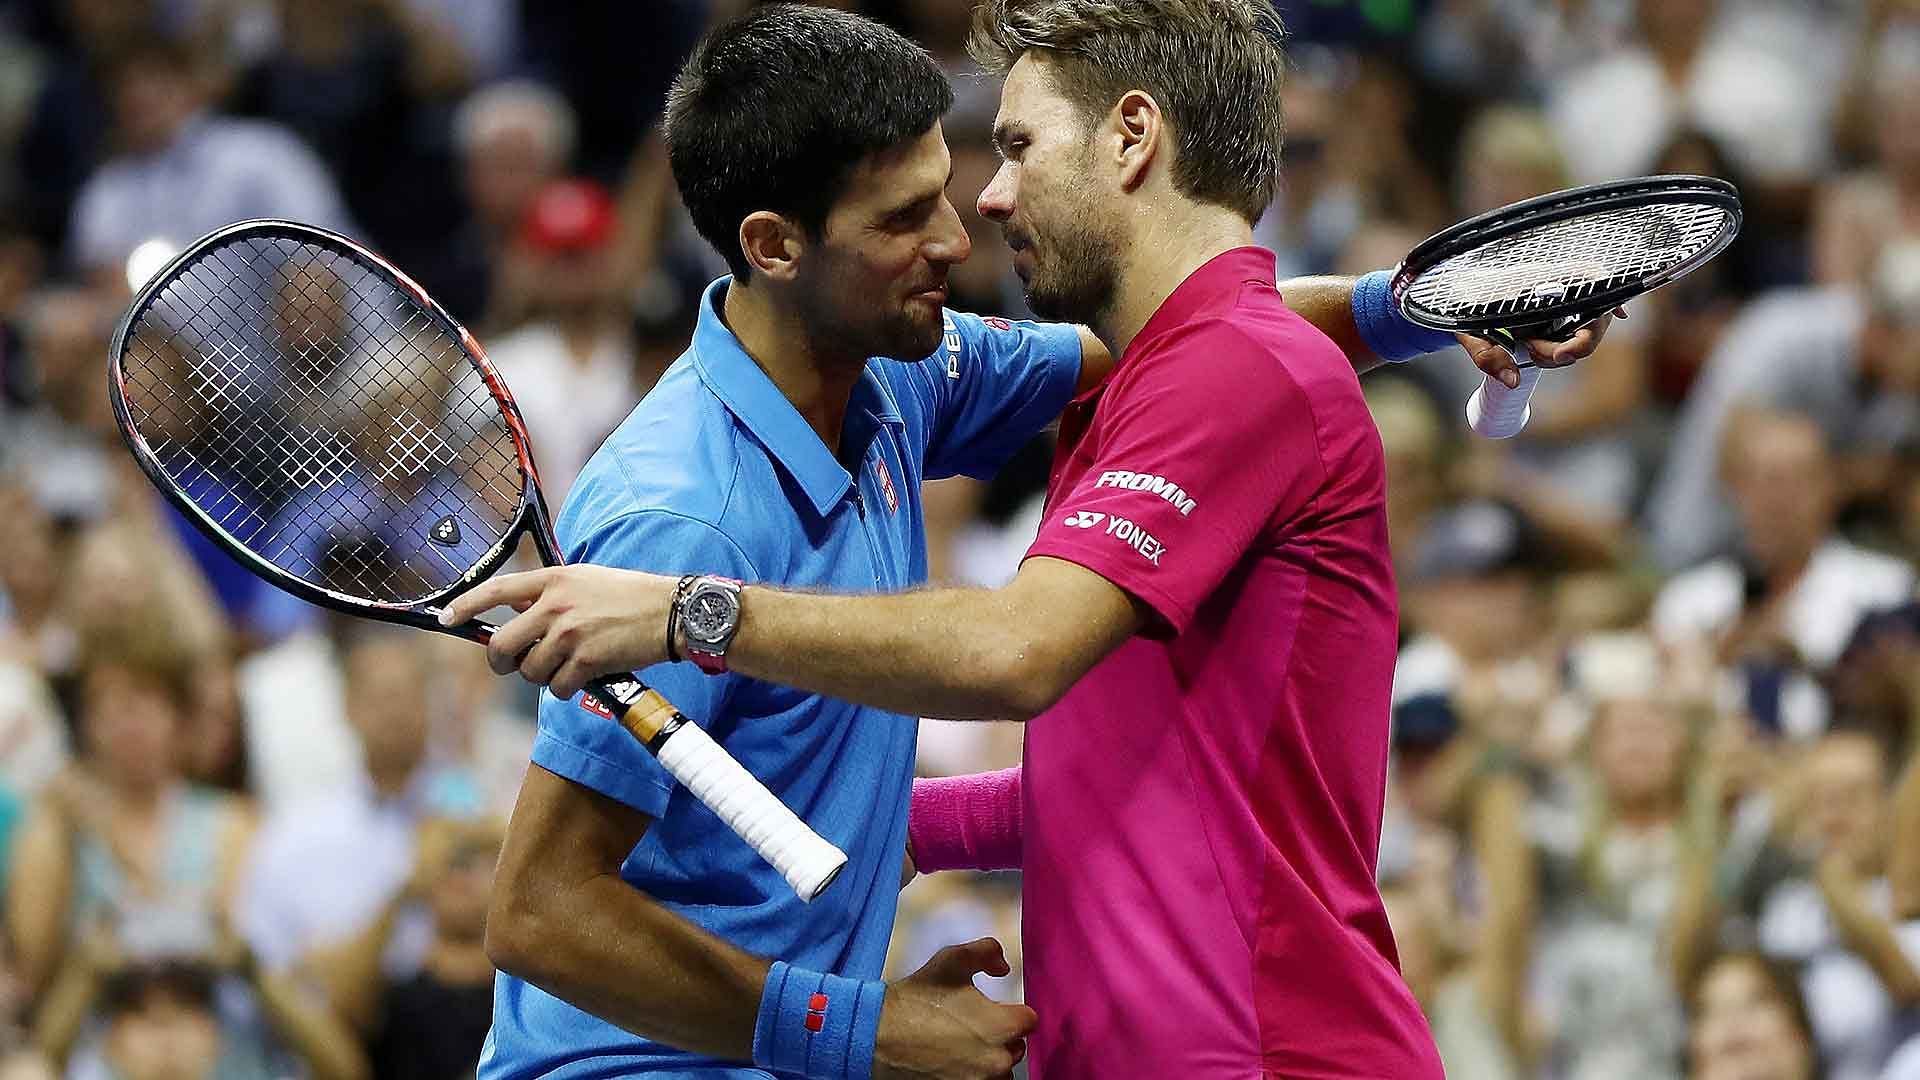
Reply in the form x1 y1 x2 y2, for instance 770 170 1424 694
476 9 1081 1079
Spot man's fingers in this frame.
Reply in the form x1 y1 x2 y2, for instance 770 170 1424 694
438 571 552 627
1530 312 1615 369
927 937 1008 981
1456 333 1522 389
486 605 553 677
550 656 602 703
514 627 572 688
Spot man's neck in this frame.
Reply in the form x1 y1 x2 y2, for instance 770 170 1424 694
1097 203 1256 358
723 281 865 453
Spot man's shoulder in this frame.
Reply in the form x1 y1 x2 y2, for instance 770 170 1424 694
555 360 749 553
1122 305 1352 424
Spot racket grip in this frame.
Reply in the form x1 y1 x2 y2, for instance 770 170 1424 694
654 722 848 901
1466 365 1541 439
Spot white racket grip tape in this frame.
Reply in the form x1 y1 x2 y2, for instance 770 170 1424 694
1466 365 1541 439
654 721 848 901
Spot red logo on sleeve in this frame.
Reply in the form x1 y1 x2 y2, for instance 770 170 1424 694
805 992 829 1032
874 457 900 514
983 317 1014 331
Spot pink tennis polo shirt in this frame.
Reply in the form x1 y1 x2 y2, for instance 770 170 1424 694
1019 247 1441 1079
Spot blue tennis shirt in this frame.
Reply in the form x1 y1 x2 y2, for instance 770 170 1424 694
478 279 1081 1079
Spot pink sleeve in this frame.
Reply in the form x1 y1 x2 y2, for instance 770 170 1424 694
907 767 1023 873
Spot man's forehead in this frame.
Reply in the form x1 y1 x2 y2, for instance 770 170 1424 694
835 123 950 209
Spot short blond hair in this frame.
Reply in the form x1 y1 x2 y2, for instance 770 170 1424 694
969 0 1288 224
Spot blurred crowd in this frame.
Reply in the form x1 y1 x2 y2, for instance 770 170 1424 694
0 0 1917 1078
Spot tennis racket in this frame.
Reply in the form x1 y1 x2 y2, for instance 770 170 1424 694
1392 175 1743 438
108 219 847 900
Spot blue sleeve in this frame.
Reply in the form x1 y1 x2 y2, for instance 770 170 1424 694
912 311 1082 481
531 509 759 818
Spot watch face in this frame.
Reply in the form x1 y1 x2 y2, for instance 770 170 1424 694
684 588 737 643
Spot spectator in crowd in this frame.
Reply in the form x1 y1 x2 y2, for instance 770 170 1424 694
227 0 470 278
0 210 43 435
0 476 77 709
475 179 641 505
7 289 117 523
12 0 148 254
237 633 481 1013
1546 0 1838 188
1648 242 1920 571
1685 952 1822 1080
33 941 368 1080
1751 729 1920 1080
1653 408 1915 685
5 632 253 1003
422 637 532 823
67 37 352 294
364 819 502 1080
516 0 709 183
1524 643 1710 1080
437 79 578 328
1820 23 1920 291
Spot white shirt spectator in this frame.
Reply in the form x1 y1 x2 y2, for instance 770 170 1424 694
478 323 639 506
237 765 482 977
1652 538 1915 671
1760 877 1920 1080
1644 287 1920 570
69 113 352 275
236 630 361 811
1547 5 1842 186
0 659 68 796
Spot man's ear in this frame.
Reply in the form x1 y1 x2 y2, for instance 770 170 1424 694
1113 90 1164 193
740 212 805 281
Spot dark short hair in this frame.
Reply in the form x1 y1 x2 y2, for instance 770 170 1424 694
970 0 1288 225
665 4 955 280
98 960 218 1019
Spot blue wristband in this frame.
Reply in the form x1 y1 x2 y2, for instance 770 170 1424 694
753 961 886 1080
1352 269 1457 363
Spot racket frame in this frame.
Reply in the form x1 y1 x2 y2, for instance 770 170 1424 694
108 219 847 899
1390 174 1743 338
109 219 555 633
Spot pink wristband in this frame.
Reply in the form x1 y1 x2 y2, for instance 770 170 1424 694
907 766 1023 873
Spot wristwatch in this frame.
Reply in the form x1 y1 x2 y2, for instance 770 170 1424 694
677 575 744 675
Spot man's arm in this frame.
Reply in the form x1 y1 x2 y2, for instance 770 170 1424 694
454 555 1144 719
1279 274 1615 382
483 765 768 1058
486 765 1036 1077
1071 277 1613 396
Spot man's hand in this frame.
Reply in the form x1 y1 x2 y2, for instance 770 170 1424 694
874 938 1034 1080
438 565 679 698
1456 309 1622 389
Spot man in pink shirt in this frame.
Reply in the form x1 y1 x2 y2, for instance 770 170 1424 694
446 1 1610 1074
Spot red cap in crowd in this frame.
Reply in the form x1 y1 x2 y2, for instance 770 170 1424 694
520 179 617 253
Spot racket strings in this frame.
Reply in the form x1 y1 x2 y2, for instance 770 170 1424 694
119 235 523 605
1405 201 1734 324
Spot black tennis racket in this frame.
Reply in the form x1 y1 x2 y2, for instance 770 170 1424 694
1392 175 1743 438
108 219 846 900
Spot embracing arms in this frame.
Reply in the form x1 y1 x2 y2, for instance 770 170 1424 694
485 764 1035 1079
